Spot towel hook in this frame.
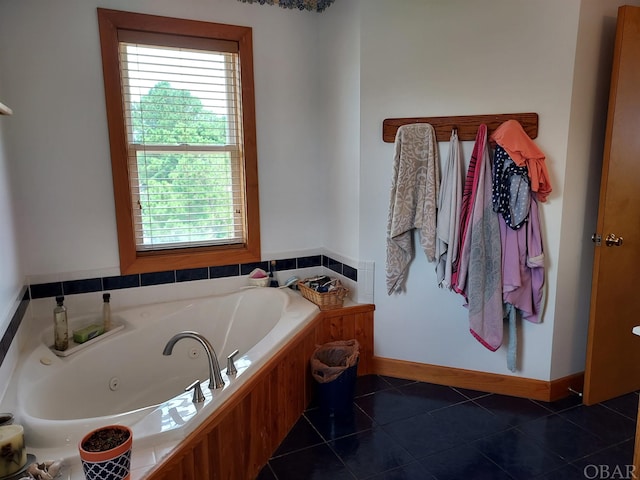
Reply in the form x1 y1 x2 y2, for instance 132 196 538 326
452 126 458 136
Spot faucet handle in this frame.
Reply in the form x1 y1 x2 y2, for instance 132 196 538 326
186 380 205 403
226 349 239 376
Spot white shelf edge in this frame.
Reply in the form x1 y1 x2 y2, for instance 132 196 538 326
50 322 125 357
0 102 13 115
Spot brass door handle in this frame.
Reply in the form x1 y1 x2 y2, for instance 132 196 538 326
605 233 623 247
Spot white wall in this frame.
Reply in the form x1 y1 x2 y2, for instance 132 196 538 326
0 0 326 279
550 0 640 378
358 0 583 380
0 116 22 334
317 0 361 260
0 105 24 399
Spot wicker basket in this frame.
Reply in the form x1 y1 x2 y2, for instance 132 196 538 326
297 280 349 310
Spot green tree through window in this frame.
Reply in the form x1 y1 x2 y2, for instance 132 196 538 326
131 81 235 246
131 81 226 146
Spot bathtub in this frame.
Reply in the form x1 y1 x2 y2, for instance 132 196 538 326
9 287 318 456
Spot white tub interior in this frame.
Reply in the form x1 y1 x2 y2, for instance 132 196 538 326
2 287 318 457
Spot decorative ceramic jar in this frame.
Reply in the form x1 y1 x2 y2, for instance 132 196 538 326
78 425 132 480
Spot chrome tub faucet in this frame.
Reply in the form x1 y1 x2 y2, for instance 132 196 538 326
163 331 225 390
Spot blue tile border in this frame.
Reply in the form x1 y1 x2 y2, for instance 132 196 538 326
275 258 297 271
0 287 30 369
63 278 102 295
31 281 63 299
141 270 176 287
28 255 359 300
325 256 343 275
298 255 322 268
240 261 270 276
103 274 140 290
343 264 358 282
210 264 240 278
3 255 360 369
176 267 208 283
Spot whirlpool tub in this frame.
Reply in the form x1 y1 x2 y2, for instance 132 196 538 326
9 287 318 453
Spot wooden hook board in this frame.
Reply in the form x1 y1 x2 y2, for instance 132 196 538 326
382 112 538 143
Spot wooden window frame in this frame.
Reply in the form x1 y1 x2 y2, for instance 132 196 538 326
97 8 260 274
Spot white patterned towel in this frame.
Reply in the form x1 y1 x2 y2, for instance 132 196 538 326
386 123 440 294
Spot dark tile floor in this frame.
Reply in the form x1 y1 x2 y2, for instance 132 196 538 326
257 375 638 480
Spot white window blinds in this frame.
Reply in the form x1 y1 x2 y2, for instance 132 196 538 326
118 33 245 251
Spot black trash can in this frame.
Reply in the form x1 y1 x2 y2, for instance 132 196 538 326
310 339 360 416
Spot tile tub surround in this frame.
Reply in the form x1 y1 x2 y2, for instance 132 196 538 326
28 255 357 299
0 254 366 476
1 253 364 375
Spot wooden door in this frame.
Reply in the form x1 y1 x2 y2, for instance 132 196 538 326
583 5 640 406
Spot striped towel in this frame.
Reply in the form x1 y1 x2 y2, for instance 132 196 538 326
455 125 504 351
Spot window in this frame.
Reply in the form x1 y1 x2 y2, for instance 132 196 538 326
97 9 260 274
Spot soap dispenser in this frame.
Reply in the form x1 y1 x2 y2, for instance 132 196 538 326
103 293 111 331
53 296 68 351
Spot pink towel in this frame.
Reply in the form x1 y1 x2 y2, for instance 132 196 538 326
490 119 552 202
457 125 504 351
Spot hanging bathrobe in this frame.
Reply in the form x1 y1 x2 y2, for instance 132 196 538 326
500 194 545 372
501 195 545 323
455 125 504 351
386 123 440 295
435 130 463 289
491 121 548 371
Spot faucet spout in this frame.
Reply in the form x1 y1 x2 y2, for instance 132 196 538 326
163 331 225 390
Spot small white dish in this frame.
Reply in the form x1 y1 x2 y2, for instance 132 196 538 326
248 277 270 287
